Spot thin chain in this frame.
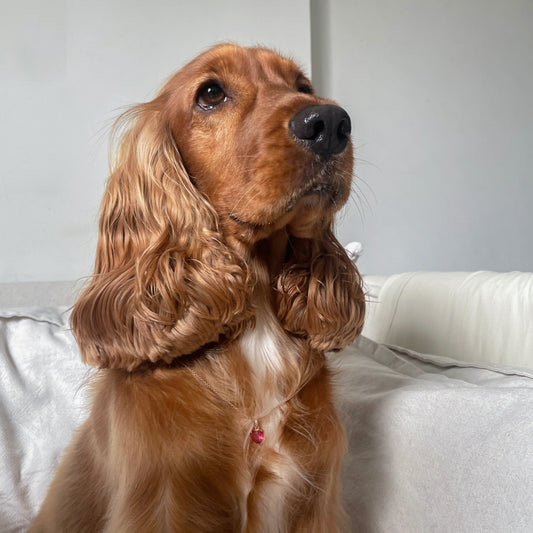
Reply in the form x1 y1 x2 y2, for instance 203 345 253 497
187 363 317 421
188 366 240 411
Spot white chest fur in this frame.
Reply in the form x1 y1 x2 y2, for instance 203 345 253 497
238 308 306 532
239 308 287 377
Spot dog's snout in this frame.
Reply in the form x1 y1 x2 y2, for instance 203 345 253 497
289 104 351 157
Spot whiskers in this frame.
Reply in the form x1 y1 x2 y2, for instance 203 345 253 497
347 150 376 223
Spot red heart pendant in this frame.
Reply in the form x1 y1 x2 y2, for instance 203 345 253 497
250 420 264 444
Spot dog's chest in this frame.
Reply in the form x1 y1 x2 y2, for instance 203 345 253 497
238 310 306 530
239 308 288 377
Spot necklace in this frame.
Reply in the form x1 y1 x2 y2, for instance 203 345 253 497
188 366 265 444
187 366 314 445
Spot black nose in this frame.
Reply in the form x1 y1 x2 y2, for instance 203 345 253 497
289 104 351 157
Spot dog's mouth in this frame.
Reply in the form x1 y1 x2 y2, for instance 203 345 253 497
228 179 340 232
225 157 350 241
228 212 263 230
285 178 339 212
227 166 346 231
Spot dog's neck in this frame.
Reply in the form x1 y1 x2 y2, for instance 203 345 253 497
238 230 309 396
249 228 291 281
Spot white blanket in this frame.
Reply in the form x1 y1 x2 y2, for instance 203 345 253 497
1 307 533 532
0 307 89 533
336 336 533 532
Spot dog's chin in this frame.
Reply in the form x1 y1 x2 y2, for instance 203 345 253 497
225 184 344 244
298 183 340 207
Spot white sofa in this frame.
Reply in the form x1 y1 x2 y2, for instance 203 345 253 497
337 271 533 532
1 271 532 532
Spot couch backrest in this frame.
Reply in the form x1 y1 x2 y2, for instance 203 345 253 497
0 280 81 309
362 271 533 370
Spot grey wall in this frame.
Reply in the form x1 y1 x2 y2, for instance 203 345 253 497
2 0 532 281
312 0 533 275
0 0 311 282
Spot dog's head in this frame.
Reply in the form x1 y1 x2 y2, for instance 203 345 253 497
164 43 353 243
71 44 364 370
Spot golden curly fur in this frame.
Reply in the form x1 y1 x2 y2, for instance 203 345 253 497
30 43 365 532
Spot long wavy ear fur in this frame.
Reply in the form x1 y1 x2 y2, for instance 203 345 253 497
275 231 365 352
71 99 253 370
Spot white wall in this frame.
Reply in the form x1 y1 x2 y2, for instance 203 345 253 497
0 0 311 282
2 0 532 282
313 0 533 275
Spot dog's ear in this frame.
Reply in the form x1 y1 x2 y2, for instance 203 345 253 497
275 231 365 352
71 101 253 370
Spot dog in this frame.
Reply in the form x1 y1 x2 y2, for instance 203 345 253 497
29 43 365 533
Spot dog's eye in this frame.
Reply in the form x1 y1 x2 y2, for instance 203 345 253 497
197 82 227 110
297 83 313 95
